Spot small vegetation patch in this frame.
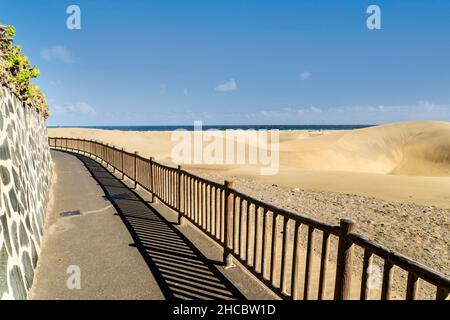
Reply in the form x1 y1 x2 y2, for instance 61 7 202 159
0 24 49 117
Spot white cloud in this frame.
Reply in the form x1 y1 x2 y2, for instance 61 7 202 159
299 72 312 81
41 46 74 64
69 102 95 114
418 100 438 112
53 102 96 114
245 101 450 124
215 78 237 92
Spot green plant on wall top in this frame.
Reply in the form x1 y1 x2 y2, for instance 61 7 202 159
0 24 49 117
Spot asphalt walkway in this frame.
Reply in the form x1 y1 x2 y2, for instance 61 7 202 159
29 150 275 300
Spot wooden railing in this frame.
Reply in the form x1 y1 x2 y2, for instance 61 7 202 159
49 137 450 300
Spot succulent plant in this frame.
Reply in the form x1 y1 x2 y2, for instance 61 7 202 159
0 23 49 117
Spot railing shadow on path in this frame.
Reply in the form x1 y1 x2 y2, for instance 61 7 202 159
62 150 245 300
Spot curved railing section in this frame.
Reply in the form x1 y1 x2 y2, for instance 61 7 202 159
49 137 450 301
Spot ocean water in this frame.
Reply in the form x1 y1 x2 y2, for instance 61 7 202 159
48 125 374 131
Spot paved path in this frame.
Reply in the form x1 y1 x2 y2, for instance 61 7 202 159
30 150 275 300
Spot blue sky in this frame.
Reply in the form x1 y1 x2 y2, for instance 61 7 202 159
2 0 450 126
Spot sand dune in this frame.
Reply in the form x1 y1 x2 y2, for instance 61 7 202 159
48 121 450 208
280 121 450 176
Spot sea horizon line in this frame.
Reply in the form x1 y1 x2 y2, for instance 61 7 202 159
47 124 376 131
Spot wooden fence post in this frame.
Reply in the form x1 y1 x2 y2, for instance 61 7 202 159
381 261 394 300
121 148 125 179
102 143 105 163
134 151 139 189
149 157 155 202
334 218 356 300
405 272 418 300
112 146 116 173
223 180 234 268
93 140 97 159
105 144 110 168
177 165 185 226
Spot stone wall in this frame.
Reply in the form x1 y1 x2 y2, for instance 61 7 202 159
0 86 52 299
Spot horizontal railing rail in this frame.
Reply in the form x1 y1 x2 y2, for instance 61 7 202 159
48 137 450 300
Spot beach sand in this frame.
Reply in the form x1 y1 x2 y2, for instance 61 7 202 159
48 121 450 208
48 121 450 293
